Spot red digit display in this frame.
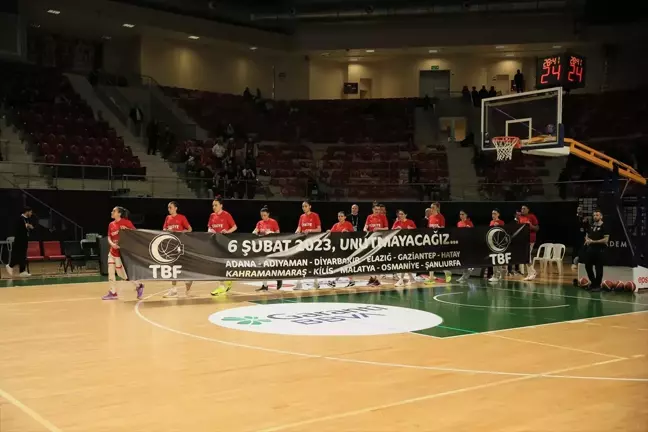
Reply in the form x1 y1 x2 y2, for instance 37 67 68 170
537 53 586 89
567 55 584 83
540 56 561 85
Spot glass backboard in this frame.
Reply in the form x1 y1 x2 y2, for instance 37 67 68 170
481 87 564 152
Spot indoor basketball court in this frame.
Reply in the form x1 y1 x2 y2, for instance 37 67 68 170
0 272 647 432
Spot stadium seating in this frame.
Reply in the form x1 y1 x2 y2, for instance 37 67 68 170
164 87 415 144
0 61 145 178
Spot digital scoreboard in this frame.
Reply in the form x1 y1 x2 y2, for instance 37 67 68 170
536 53 586 90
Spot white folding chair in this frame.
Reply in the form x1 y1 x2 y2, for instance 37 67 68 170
532 243 554 273
547 243 566 275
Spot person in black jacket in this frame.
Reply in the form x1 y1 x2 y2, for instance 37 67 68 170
583 209 609 291
6 206 34 277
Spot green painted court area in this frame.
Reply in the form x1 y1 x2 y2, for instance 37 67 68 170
255 280 648 338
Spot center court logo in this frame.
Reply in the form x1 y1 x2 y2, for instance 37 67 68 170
208 302 443 336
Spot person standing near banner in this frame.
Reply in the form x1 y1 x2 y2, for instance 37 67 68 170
456 210 475 283
295 200 322 290
102 206 144 300
327 211 356 288
208 197 238 296
583 209 609 291
162 201 193 298
392 209 417 287
364 203 388 287
254 207 283 292
426 202 452 285
519 205 539 281
348 204 361 232
488 209 506 283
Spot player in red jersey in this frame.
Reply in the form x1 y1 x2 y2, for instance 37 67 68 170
253 206 284 292
327 211 356 288
456 210 475 283
208 197 238 296
364 203 388 286
426 202 452 285
102 206 144 300
162 201 193 298
392 209 417 287
519 205 539 280
488 208 506 282
295 200 322 290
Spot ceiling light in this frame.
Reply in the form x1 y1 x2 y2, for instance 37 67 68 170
553 45 562 49
505 53 514 57
495 45 505 49
429 49 438 54
101 35 112 40
250 46 258 51
321 52 330 56
349 57 358 61
366 49 375 53
188 35 200 40
122 23 135 28
47 9 61 15
30 23 41 28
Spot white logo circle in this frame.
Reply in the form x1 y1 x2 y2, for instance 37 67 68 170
486 227 511 253
149 233 184 264
209 302 443 336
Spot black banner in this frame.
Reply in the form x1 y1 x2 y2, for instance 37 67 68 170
119 224 529 281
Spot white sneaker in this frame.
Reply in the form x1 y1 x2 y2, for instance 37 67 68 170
163 289 179 298
19 271 31 277
524 273 536 281
5 265 13 276
313 282 320 289
395 279 405 287
488 276 500 283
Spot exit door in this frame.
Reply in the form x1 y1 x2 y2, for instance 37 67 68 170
419 70 451 99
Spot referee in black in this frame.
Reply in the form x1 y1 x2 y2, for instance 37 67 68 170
583 209 609 291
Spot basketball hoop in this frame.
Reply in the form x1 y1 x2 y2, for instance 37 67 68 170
492 136 521 161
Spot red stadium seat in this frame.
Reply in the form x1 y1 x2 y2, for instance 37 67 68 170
27 241 44 262
43 241 65 261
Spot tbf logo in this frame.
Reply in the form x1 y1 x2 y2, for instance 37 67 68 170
486 227 512 265
149 233 184 279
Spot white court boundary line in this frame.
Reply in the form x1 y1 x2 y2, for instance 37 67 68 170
490 286 648 307
133 291 648 382
0 387 61 432
433 292 570 310
256 357 626 432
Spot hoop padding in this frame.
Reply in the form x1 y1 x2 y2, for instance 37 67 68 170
492 136 521 161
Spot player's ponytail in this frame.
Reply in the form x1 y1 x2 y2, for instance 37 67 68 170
116 206 129 219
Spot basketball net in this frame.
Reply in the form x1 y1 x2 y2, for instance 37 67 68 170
492 136 521 161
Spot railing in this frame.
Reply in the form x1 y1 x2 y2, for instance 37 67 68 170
322 179 634 202
97 72 198 142
0 161 113 190
0 172 84 241
117 174 272 199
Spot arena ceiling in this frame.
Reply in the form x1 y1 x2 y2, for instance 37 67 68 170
110 0 583 32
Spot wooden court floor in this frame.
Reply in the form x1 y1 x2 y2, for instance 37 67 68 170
0 271 647 432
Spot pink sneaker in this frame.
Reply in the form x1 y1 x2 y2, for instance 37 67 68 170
135 283 144 299
102 291 118 300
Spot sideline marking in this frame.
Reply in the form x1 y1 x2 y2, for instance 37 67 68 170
256 357 627 432
0 387 62 432
433 292 570 310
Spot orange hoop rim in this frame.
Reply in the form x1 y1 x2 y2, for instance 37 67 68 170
491 136 521 148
